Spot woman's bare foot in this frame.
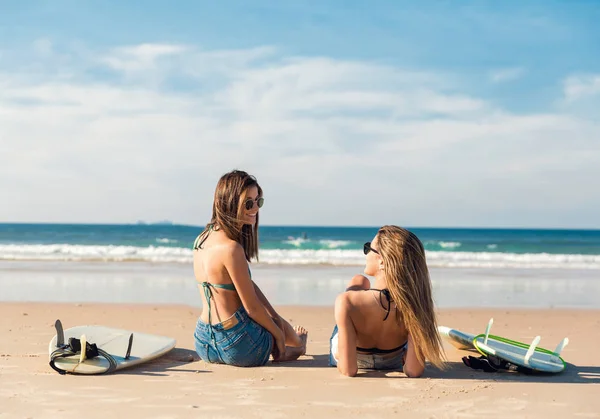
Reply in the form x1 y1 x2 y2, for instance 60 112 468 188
293 325 308 356
274 326 308 362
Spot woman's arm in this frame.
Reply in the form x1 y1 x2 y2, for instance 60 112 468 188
224 243 285 358
333 293 358 377
402 334 425 378
252 280 279 318
252 281 287 342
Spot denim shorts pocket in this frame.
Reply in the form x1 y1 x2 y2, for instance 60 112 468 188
217 330 248 352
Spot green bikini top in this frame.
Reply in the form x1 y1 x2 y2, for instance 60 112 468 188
202 282 235 291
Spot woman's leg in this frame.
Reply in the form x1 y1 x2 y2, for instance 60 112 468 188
253 280 307 351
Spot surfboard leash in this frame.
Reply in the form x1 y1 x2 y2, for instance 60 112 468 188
462 355 535 375
49 337 118 375
50 320 119 375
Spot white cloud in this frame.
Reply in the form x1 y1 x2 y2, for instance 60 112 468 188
489 67 525 83
102 43 190 72
564 74 600 102
0 42 598 228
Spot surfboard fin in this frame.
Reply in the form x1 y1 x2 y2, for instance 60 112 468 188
553 337 569 356
79 335 87 363
125 333 134 360
484 318 494 345
524 336 541 366
55 319 65 347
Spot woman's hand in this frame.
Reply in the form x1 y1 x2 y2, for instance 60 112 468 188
403 334 425 378
271 330 286 361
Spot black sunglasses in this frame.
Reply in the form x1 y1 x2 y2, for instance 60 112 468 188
363 241 380 255
244 197 265 210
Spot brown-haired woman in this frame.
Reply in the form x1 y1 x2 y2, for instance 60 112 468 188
330 225 446 377
193 170 307 366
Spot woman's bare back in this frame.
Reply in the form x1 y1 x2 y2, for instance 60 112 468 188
348 288 409 351
193 230 244 324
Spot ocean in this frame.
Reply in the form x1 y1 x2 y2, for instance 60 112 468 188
1 223 600 269
1 223 600 308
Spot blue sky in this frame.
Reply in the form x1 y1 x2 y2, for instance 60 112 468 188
1 1 599 228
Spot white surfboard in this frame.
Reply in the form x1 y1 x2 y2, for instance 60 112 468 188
49 320 176 375
438 319 568 374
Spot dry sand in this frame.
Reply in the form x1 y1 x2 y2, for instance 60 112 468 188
1 303 599 418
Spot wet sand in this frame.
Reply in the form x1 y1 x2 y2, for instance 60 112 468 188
2 261 600 308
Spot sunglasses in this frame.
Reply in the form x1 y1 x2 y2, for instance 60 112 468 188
363 241 380 255
244 197 265 211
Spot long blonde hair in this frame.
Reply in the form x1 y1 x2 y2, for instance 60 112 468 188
198 170 261 262
377 225 446 369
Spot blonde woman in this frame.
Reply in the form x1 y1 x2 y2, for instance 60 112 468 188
330 225 445 377
193 170 307 367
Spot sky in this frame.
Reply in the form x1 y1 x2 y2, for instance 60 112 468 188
1 0 599 228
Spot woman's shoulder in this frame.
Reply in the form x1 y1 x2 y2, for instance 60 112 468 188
335 289 374 311
197 231 240 251
210 234 245 258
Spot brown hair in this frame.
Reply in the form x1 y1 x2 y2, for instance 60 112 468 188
377 225 446 369
200 170 262 262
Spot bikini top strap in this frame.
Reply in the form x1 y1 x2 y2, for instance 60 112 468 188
193 224 215 250
208 282 236 291
193 235 203 250
371 288 393 321
200 282 215 327
199 281 237 325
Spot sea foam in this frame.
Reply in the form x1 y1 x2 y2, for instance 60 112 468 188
2 244 600 269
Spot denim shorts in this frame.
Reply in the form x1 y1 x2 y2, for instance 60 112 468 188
194 306 273 367
329 325 407 370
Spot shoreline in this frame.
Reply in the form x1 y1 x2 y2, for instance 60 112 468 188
2 260 600 309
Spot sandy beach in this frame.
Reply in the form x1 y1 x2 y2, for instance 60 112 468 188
2 0 600 415
1 302 599 418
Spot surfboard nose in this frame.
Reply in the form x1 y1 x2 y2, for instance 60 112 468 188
437 326 452 337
